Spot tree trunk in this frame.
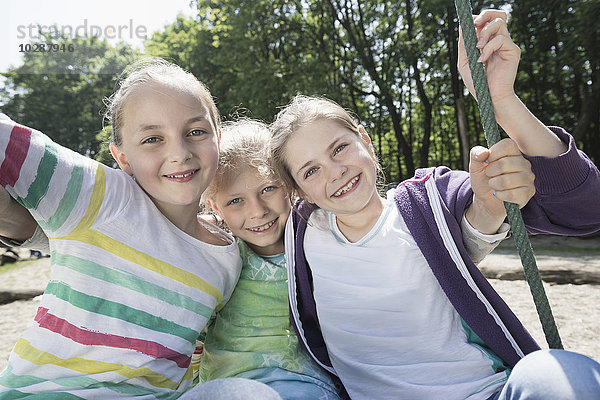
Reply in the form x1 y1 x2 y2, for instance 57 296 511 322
327 0 414 179
445 7 470 169
405 0 432 168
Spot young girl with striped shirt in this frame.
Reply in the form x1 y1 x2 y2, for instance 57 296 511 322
0 59 280 399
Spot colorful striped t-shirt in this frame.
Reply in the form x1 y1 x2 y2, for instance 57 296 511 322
0 115 241 399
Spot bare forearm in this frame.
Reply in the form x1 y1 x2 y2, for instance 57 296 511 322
494 95 567 157
0 186 37 241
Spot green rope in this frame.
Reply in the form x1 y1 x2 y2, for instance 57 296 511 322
454 0 563 350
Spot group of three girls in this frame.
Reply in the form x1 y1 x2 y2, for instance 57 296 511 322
1 9 599 400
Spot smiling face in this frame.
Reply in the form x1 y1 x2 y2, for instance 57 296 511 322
283 118 380 219
208 168 291 256
110 82 220 219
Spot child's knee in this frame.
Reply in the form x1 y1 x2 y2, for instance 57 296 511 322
180 378 282 400
504 349 600 399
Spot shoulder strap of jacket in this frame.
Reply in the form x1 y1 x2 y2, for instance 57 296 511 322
291 201 333 366
291 201 351 399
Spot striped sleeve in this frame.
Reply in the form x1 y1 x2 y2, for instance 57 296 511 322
0 116 125 237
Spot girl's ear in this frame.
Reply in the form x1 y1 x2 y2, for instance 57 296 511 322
110 143 133 176
358 125 376 156
358 125 372 145
215 128 222 152
205 198 224 220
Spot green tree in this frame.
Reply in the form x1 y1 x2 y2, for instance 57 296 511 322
95 125 118 167
0 33 140 159
505 0 600 162
145 0 599 181
146 4 343 122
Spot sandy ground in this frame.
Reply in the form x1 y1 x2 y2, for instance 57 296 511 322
478 234 600 362
1 234 599 373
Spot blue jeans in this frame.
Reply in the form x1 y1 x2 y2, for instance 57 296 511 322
179 377 282 400
488 350 600 400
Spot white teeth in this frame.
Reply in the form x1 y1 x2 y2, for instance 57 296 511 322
248 220 276 232
333 176 359 197
167 171 194 178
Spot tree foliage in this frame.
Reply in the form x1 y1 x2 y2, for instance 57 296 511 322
0 34 140 160
3 1 598 179
504 0 600 161
146 0 481 180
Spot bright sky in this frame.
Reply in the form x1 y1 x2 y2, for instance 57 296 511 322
0 0 196 75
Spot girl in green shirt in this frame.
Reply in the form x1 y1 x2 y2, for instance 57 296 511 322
199 119 342 400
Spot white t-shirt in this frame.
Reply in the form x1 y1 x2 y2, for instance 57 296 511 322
304 192 508 399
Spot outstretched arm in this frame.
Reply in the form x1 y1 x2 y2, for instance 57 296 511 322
0 185 37 242
458 9 567 157
458 9 571 235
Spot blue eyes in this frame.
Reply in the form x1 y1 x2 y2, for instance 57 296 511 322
142 137 160 144
225 186 278 207
304 167 318 179
334 144 347 155
303 143 347 179
188 129 207 137
141 129 207 145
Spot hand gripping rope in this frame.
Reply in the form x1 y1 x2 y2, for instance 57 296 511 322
454 0 563 349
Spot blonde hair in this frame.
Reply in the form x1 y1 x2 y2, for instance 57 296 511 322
270 95 382 196
104 57 220 146
202 119 277 204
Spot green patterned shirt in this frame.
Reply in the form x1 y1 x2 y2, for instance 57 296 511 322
199 240 340 399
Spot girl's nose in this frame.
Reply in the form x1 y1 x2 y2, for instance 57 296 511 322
249 199 269 219
169 138 192 163
327 162 347 182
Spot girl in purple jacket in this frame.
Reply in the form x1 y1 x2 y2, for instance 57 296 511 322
269 9 600 400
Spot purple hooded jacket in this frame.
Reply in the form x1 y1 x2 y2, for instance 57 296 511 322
285 128 600 398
